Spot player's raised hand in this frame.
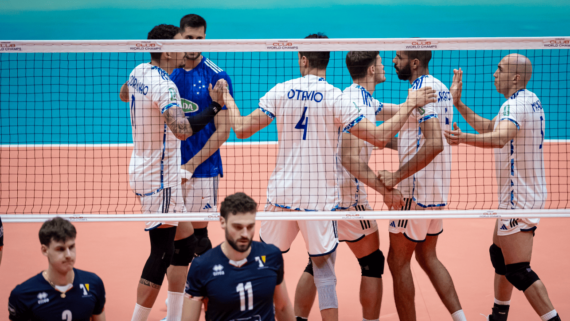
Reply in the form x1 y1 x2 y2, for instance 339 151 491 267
443 122 463 145
450 68 463 105
383 188 405 210
406 86 437 109
378 170 399 190
208 79 226 106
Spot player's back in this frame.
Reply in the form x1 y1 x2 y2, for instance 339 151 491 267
259 75 361 211
398 75 453 207
9 269 105 321
336 84 382 209
494 89 547 209
127 63 182 196
185 242 284 321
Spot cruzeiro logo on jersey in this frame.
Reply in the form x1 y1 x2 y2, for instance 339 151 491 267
37 292 49 304
181 99 199 113
213 264 225 276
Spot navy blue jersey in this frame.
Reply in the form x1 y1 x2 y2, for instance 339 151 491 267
0 216 3 247
170 57 234 178
186 241 284 321
9 269 105 321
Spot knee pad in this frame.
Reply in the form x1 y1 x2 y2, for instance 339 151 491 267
141 227 176 286
312 251 338 311
357 249 385 278
194 228 212 256
303 257 314 276
171 234 198 266
489 244 507 275
505 262 540 291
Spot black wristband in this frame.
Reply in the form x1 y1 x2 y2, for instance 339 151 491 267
187 101 222 134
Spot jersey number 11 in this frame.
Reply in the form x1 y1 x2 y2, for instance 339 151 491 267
236 282 254 311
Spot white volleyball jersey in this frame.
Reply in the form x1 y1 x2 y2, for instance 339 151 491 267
336 84 384 209
259 75 363 211
398 75 453 207
494 89 547 209
128 63 182 196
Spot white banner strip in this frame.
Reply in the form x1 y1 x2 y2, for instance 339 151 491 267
1 37 569 53
2 209 570 223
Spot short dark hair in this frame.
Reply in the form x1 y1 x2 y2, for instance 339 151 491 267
220 192 258 220
346 51 379 80
299 33 330 70
403 50 432 68
180 14 207 33
39 217 77 246
147 24 179 61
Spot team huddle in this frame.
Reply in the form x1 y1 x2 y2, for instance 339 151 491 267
7 13 561 321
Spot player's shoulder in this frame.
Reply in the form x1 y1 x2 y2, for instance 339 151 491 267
11 272 46 297
202 58 225 75
512 89 539 104
413 74 446 90
191 244 224 270
252 241 283 260
74 268 104 285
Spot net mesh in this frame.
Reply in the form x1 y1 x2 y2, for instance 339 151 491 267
1 38 569 221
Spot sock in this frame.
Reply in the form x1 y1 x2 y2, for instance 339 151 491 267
494 298 511 306
491 302 510 321
131 303 151 321
296 317 308 321
166 291 184 321
451 309 467 321
541 310 558 321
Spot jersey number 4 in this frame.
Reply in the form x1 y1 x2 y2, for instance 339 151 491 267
236 282 254 311
295 107 309 140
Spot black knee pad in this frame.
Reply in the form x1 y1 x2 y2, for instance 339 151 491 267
489 244 507 275
357 249 385 278
171 234 198 266
194 228 212 256
303 257 314 276
505 262 540 291
141 227 176 286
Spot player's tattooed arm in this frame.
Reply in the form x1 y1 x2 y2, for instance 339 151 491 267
119 82 129 103
163 107 193 141
450 68 494 133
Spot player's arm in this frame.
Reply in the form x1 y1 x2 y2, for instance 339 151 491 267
181 296 202 321
383 137 398 151
273 282 295 321
444 120 517 149
220 84 273 139
119 82 129 103
451 68 494 134
92 311 106 321
379 118 444 189
351 87 437 149
376 86 436 122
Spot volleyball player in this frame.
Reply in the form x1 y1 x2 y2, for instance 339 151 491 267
376 50 465 321
8 217 106 321
294 51 438 321
445 54 561 321
181 192 295 321
221 34 436 321
126 24 225 321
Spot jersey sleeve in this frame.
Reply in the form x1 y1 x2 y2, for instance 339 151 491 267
92 275 106 315
185 259 206 297
8 288 31 321
374 100 384 115
500 98 527 130
151 78 182 114
274 250 284 285
258 84 282 120
335 92 364 133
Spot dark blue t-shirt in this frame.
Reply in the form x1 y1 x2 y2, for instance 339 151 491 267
170 57 234 178
186 241 284 321
9 268 105 321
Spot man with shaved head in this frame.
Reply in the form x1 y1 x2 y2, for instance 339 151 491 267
445 54 561 321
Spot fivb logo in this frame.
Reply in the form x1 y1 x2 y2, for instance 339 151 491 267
212 264 225 276
37 292 49 304
182 99 199 113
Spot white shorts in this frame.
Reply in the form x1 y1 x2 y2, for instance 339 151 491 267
138 185 185 231
181 175 219 212
337 202 378 242
497 218 540 236
259 204 339 256
388 198 443 242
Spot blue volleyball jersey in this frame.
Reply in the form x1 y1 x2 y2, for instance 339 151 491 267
185 241 284 321
9 269 105 321
170 57 234 178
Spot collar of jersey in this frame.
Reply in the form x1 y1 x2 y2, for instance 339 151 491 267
509 88 527 100
180 56 206 73
412 74 429 87
229 258 248 268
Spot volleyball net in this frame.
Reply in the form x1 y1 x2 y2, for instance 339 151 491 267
1 37 569 222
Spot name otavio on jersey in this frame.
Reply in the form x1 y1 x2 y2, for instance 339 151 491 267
287 89 323 102
128 76 148 95
438 91 452 102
